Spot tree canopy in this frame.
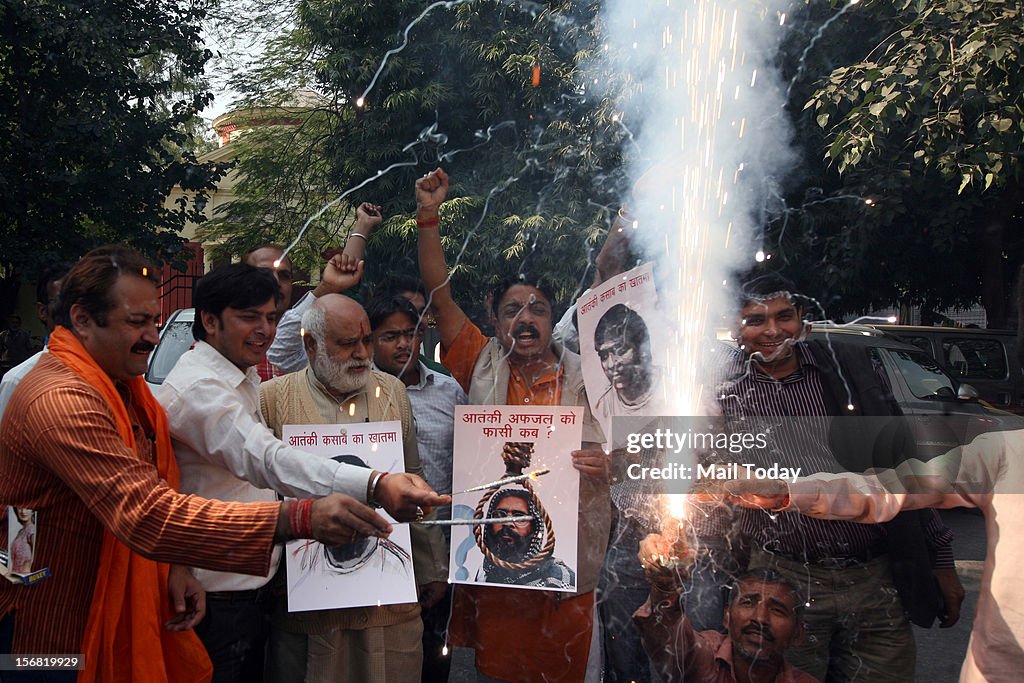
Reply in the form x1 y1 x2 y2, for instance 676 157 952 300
208 0 1022 325
0 0 225 307
202 0 631 320
774 0 1023 325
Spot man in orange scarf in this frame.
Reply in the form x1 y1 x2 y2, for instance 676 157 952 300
0 245 449 682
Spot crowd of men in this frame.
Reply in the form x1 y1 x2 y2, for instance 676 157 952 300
0 166 1007 683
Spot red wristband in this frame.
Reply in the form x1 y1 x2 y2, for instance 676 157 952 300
416 215 440 229
290 499 314 538
301 499 313 537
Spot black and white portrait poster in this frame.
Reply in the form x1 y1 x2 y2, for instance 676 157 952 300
576 262 667 441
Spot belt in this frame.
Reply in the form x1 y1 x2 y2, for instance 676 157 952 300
803 546 887 569
767 545 887 569
206 589 263 603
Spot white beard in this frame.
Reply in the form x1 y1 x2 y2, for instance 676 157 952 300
312 347 371 395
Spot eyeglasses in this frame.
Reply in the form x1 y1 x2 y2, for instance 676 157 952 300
492 509 532 528
376 328 422 344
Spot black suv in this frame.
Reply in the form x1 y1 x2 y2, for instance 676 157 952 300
810 325 1023 456
868 325 1024 415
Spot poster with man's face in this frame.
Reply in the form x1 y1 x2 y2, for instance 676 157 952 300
576 262 666 441
281 422 417 612
450 406 582 592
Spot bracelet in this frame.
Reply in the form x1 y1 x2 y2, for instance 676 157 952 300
416 215 440 229
289 499 314 538
348 232 368 243
301 499 313 537
367 471 389 507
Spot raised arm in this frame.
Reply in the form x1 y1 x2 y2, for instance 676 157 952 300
633 518 703 682
593 209 637 286
415 167 468 350
268 203 382 372
310 202 381 299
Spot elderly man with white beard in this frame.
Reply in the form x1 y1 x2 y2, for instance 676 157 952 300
258 293 448 683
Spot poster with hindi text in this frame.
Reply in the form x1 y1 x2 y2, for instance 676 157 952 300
282 421 417 612
450 405 582 592
576 262 667 442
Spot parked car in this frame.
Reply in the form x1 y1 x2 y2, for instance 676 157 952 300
146 308 194 387
809 325 1022 456
865 325 1024 415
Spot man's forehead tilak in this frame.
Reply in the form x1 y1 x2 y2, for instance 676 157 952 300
502 292 544 308
336 321 370 339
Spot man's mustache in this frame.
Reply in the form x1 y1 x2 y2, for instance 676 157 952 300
131 342 155 354
498 527 519 540
511 323 540 338
742 622 775 641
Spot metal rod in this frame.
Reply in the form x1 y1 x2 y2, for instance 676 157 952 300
415 515 533 527
453 468 551 495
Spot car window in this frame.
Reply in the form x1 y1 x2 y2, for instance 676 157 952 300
888 349 957 400
146 320 194 385
867 348 894 393
942 338 1008 381
897 335 931 354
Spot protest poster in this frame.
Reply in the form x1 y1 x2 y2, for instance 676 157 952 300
0 506 48 585
450 405 582 592
576 262 667 440
281 421 417 612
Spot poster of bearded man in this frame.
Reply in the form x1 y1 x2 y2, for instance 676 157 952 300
450 405 582 592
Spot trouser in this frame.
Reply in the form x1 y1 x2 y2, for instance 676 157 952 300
597 511 660 683
196 590 270 683
266 619 423 683
421 584 453 683
0 615 75 683
749 548 916 683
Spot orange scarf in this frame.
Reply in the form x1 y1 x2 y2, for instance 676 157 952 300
47 327 212 683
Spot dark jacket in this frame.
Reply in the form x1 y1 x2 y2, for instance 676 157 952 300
806 339 945 628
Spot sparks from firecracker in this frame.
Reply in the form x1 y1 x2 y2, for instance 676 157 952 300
355 0 466 110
